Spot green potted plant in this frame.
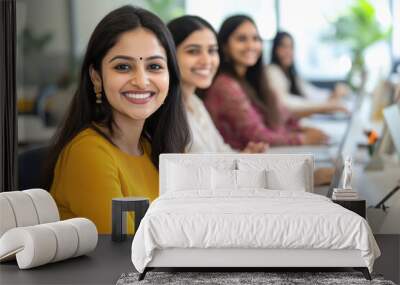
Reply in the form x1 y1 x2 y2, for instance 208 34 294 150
325 0 391 92
146 0 184 22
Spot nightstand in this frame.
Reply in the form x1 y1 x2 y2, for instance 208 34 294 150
332 199 366 218
111 197 149 242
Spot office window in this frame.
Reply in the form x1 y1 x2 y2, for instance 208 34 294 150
278 0 392 83
393 0 400 60
185 0 277 40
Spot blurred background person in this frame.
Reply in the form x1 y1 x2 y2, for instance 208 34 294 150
168 15 266 153
169 14 333 186
204 15 328 150
267 31 349 118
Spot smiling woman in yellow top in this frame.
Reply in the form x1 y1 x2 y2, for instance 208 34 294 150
51 129 159 233
47 6 190 234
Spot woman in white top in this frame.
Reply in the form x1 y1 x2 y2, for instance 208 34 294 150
168 19 333 185
167 16 266 153
266 31 349 118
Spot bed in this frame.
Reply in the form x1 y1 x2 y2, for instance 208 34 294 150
131 154 380 280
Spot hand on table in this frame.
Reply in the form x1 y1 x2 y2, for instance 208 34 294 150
300 128 329 145
242 142 269 153
314 167 335 186
330 83 350 100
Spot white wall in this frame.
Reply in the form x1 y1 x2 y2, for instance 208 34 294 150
72 0 147 56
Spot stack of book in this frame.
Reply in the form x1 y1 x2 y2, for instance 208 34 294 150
332 188 359 200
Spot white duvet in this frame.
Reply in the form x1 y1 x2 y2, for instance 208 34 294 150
131 190 380 273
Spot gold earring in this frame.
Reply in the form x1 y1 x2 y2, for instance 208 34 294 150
94 86 102 104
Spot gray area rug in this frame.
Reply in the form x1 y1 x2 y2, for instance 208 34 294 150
116 271 396 285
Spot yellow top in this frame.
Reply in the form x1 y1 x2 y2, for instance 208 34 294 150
50 128 159 234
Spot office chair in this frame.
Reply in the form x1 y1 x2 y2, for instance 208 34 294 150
18 146 50 190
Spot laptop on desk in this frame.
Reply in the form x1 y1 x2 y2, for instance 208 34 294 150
325 108 367 197
383 103 400 160
325 97 385 198
268 110 356 163
326 156 344 198
281 97 363 163
270 93 367 179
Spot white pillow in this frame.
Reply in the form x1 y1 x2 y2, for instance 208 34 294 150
236 169 267 189
237 158 311 192
211 168 236 190
167 162 212 191
211 169 268 190
266 167 307 191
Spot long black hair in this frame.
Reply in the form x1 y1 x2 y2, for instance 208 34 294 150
44 5 190 188
167 15 217 47
217 15 280 128
167 15 217 99
271 31 302 96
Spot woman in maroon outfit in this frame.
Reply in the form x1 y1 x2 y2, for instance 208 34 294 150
205 15 328 149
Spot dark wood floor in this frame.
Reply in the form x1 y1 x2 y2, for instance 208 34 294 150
374 234 400 284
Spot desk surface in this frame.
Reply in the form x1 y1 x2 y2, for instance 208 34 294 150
0 235 133 285
1 234 398 284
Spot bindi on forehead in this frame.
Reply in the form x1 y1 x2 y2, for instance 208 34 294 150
108 55 165 63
